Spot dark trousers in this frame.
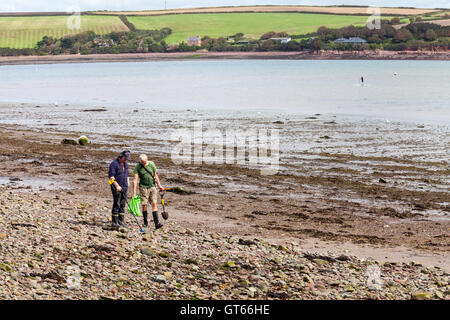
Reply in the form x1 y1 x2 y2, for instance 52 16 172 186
111 185 127 216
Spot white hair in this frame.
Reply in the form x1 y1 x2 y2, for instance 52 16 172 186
139 154 148 162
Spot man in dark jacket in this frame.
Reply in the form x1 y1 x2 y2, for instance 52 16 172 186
108 150 130 228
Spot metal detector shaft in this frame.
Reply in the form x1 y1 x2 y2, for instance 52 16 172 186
122 192 145 232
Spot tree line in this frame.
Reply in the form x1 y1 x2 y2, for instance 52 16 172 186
0 19 449 56
0 28 172 56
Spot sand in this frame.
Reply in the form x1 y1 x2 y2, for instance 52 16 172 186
0 108 448 271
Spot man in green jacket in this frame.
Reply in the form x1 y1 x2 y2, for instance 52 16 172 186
132 154 164 229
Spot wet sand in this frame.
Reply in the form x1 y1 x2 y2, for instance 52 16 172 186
0 50 449 66
0 115 448 271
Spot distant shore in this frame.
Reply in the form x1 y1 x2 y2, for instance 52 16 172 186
0 50 449 66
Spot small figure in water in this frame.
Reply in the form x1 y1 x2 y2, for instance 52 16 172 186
361 76 364 85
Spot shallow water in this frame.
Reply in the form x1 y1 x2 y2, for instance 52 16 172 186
0 60 448 195
0 176 70 191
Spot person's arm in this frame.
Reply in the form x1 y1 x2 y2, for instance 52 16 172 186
109 162 122 192
154 172 163 190
132 174 139 197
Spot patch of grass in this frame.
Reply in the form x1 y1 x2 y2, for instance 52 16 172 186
91 6 437 16
0 15 128 49
129 13 380 44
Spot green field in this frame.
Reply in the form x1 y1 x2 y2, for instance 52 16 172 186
129 13 376 44
0 15 128 49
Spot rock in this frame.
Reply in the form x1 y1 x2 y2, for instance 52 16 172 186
153 275 166 283
328 280 341 286
277 245 290 252
238 279 249 287
163 272 173 280
184 258 198 265
312 259 329 266
158 252 171 258
141 247 154 256
379 178 387 183
0 232 6 239
142 234 151 242
223 261 237 268
238 239 257 246
344 284 355 292
61 139 78 145
191 265 199 271
185 229 195 236
0 263 11 272
297 265 310 274
411 291 432 300
247 287 257 297
78 136 89 146
303 275 314 284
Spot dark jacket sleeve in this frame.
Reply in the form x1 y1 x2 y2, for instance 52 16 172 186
108 161 117 179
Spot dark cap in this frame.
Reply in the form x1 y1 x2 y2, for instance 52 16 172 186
119 150 131 161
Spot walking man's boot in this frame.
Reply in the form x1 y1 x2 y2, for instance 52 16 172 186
118 214 127 228
143 211 148 227
111 214 120 229
152 211 163 230
143 205 148 227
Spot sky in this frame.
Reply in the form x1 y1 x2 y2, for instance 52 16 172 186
0 1 448 12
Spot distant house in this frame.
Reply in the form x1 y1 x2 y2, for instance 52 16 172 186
93 38 114 48
333 37 367 44
269 37 292 44
187 36 202 46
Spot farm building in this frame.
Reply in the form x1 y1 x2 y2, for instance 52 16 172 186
333 37 367 44
187 36 201 46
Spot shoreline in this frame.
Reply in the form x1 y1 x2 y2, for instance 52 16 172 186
0 119 448 268
0 50 449 66
0 120 448 299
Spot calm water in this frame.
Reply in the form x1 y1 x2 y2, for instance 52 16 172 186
0 60 449 123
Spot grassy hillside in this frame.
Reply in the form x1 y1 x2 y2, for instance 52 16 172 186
0 15 128 49
129 13 376 44
91 5 438 16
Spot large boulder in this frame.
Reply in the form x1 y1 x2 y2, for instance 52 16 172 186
61 139 78 145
